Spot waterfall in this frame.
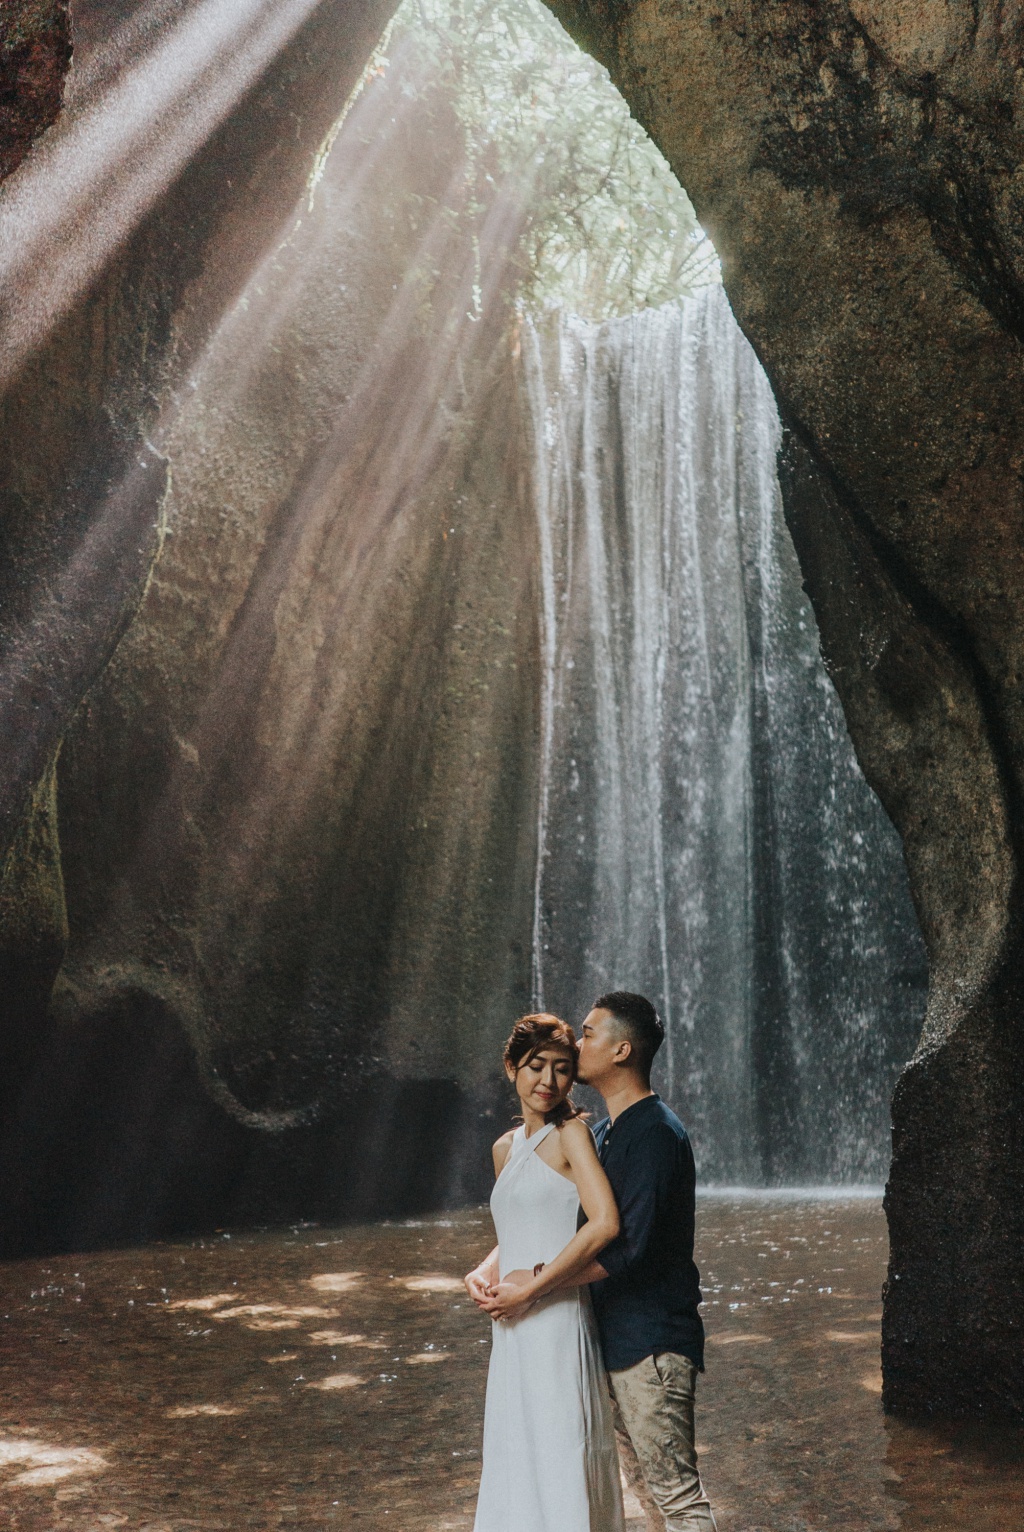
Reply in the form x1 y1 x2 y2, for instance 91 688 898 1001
522 287 925 1184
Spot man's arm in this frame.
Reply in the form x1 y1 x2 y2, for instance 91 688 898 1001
567 1258 608 1284
552 1124 689 1291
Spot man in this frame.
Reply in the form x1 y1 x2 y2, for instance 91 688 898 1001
575 991 716 1532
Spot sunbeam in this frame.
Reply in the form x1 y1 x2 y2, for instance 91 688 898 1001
0 0 327 386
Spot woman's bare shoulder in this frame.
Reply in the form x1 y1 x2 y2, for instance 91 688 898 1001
557 1117 597 1155
492 1128 516 1171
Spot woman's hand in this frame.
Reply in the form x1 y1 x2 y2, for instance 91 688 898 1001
465 1266 495 1306
465 1245 501 1308
481 1268 536 1323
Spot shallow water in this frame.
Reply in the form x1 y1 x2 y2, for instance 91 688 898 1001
0 1198 1020 1530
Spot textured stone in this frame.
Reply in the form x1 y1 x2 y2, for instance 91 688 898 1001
540 0 1024 1415
0 0 400 1179
0 755 67 1126
1 54 538 1250
0 1 71 182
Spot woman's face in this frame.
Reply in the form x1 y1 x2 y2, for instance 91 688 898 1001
508 1045 576 1117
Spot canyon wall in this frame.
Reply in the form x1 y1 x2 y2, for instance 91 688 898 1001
0 44 539 1252
0 2 71 182
540 0 1024 1416
0 0 407 1237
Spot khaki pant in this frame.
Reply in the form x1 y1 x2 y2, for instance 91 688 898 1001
609 1352 717 1532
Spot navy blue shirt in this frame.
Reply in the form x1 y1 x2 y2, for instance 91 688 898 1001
589 1094 705 1373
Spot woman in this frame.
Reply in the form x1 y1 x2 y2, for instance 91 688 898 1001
465 1013 625 1532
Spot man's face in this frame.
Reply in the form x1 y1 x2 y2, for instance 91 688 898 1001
576 1008 626 1089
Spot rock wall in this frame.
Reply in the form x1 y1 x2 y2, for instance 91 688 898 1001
0 1 71 182
0 0 404 1238
0 48 539 1254
539 0 1024 1415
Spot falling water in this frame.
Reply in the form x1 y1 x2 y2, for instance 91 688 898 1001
523 287 925 1184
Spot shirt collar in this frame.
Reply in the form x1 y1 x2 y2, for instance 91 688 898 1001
604 1092 660 1133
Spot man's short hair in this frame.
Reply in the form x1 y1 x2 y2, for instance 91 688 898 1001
594 991 664 1078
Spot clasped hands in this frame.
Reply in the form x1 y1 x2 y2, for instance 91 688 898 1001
464 1263 543 1322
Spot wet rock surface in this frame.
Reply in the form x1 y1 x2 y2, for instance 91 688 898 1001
540 0 1024 1416
0 1198 1021 1529
0 1 71 183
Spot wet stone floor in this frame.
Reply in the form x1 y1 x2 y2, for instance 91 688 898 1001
1 1197 1022 1531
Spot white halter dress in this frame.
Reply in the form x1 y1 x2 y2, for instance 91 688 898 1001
473 1123 625 1532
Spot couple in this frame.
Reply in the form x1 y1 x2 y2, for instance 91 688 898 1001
465 991 716 1532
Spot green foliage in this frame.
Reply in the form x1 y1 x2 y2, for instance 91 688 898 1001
391 0 719 319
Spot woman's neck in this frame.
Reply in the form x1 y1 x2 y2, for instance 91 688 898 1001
521 1104 549 1136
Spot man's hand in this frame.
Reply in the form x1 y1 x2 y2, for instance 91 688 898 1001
480 1268 535 1323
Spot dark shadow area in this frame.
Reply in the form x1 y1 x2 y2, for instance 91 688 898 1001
0 993 500 1257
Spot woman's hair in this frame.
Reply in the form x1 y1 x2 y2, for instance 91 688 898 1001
503 1012 586 1125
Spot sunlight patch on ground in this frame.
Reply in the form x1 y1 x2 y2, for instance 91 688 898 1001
308 1331 387 1349
0 1436 108 1488
826 1331 878 1342
307 1272 363 1293
407 1351 449 1364
307 1373 364 1391
168 1292 242 1311
211 1303 339 1330
402 1275 463 1293
165 1404 244 1418
708 1333 772 1345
